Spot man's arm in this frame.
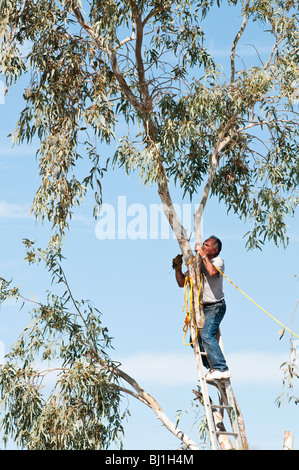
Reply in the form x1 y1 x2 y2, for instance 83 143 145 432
195 244 218 277
201 256 218 277
172 254 186 287
175 269 186 288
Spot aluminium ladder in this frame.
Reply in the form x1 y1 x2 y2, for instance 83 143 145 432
186 230 244 449
194 343 244 450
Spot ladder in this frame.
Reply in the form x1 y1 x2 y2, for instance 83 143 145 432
184 241 245 449
194 346 244 450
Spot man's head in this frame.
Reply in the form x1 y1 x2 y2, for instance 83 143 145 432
203 236 222 258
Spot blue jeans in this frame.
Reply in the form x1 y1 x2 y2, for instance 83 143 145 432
198 300 228 371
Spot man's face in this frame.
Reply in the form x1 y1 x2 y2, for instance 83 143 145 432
203 239 218 258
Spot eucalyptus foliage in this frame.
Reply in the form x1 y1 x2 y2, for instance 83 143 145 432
1 0 299 450
276 337 299 408
0 0 298 248
0 240 127 449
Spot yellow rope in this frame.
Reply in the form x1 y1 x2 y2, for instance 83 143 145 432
182 276 198 345
182 261 203 346
214 265 299 340
181 254 299 340
185 256 195 266
198 263 203 307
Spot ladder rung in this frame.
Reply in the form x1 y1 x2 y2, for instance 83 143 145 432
211 404 233 410
194 341 243 450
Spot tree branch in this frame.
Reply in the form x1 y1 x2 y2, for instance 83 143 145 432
239 117 298 133
230 0 250 83
72 5 143 112
100 362 200 450
197 133 233 220
72 6 107 51
118 32 136 48
158 177 194 262
142 0 176 26
130 2 153 111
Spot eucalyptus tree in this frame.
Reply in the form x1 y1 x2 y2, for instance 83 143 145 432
0 241 199 449
0 0 298 450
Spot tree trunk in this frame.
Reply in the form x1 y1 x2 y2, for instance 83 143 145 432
158 178 248 449
283 431 293 450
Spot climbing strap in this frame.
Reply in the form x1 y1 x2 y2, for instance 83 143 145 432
213 265 299 340
182 261 203 346
183 256 299 344
183 254 299 339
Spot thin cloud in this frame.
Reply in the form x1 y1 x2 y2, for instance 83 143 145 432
0 201 31 219
0 349 290 391
0 145 38 157
118 352 195 386
209 43 274 59
117 350 289 387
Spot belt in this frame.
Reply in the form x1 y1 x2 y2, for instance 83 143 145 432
203 299 225 307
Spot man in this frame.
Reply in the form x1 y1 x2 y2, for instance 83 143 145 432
173 236 231 381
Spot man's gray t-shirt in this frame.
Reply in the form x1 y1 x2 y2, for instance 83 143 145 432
202 256 225 304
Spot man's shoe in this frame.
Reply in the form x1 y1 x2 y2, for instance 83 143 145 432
205 369 232 381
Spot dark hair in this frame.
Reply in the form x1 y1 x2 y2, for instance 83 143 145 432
209 235 222 254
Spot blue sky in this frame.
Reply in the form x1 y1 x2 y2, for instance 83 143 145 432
1 2 299 451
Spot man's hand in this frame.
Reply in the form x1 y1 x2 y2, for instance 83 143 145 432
172 254 183 271
173 254 186 287
195 243 218 276
195 243 206 258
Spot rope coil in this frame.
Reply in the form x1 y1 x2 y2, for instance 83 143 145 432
181 254 299 340
182 261 203 345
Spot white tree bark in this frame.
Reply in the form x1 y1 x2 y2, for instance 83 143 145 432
283 431 293 450
103 363 200 450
